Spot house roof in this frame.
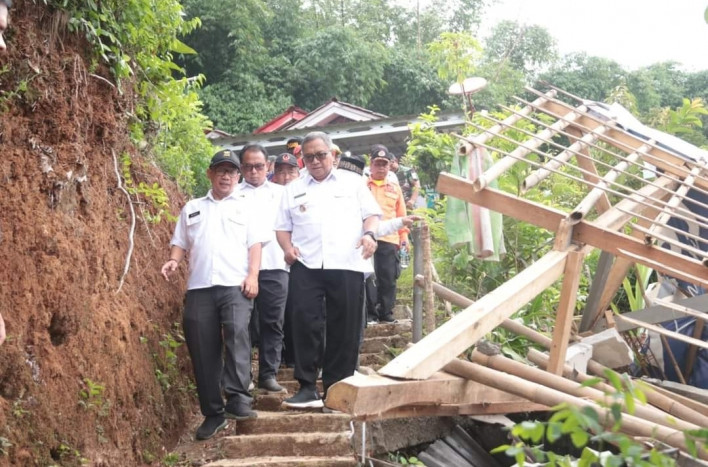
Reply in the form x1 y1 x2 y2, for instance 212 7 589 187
253 105 308 134
282 98 387 131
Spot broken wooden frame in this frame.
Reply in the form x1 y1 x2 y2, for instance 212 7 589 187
327 85 707 458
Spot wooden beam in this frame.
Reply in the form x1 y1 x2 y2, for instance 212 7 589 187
437 173 708 289
324 371 541 418
566 127 612 214
591 257 634 331
579 251 614 332
378 250 569 380
547 251 585 374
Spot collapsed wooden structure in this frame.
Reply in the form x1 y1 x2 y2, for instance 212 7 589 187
327 85 708 458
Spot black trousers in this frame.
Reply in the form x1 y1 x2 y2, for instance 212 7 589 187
288 262 364 395
183 286 253 417
365 274 378 320
373 241 400 321
254 269 288 383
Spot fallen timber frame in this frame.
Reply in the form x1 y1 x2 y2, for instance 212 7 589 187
326 86 707 459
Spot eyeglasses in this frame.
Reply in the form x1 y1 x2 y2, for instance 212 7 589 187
214 167 239 177
303 151 330 163
242 163 266 172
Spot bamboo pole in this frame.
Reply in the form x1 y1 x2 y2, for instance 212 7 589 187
524 86 708 191
421 223 435 334
567 126 613 214
497 102 708 206
470 348 699 432
443 358 706 460
471 109 584 191
631 223 708 261
614 314 708 350
463 130 707 231
470 90 557 147
527 348 708 428
411 225 423 342
523 126 607 192
569 145 648 223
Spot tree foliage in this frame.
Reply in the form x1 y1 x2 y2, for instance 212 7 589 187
483 20 558 77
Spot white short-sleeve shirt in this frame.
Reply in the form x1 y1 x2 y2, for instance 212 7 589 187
171 189 270 290
275 169 381 273
236 181 287 272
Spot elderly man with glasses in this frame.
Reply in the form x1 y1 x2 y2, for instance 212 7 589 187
236 143 290 395
275 131 381 409
161 149 268 440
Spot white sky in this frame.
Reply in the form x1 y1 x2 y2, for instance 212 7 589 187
481 0 708 71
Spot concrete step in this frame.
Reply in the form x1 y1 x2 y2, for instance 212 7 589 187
236 411 351 435
253 393 290 411
363 319 412 338
204 456 356 466
219 432 353 458
359 335 410 354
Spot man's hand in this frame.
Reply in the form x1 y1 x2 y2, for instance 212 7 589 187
241 273 259 299
161 259 179 282
356 235 377 260
284 246 301 265
401 215 422 227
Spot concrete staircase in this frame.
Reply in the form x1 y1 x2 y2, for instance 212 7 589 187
180 319 413 466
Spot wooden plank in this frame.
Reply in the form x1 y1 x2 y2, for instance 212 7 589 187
437 173 708 289
324 371 541 418
579 251 614 332
377 250 568 380
566 127 613 213
547 251 585 374
614 295 708 332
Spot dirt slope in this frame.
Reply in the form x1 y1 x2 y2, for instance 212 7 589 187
0 3 195 465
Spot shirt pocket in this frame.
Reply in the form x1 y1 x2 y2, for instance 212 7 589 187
382 191 399 211
225 212 248 242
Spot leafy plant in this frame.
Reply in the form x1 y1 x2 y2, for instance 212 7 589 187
387 451 425 465
121 153 176 224
0 437 11 456
492 369 707 466
78 378 110 417
152 324 189 392
46 0 214 195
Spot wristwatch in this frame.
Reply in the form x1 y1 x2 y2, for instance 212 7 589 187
363 231 377 242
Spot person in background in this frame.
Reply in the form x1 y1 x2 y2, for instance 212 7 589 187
265 155 277 181
270 152 301 369
0 0 9 53
392 153 421 210
237 143 289 394
272 153 300 187
286 136 304 168
366 145 407 324
160 149 267 440
275 131 381 408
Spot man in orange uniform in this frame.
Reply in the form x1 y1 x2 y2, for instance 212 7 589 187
366 145 407 323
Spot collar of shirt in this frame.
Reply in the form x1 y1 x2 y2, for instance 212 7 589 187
303 169 337 186
206 189 239 202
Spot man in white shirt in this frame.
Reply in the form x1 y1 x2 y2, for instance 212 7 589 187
237 143 288 394
160 150 269 440
275 131 382 408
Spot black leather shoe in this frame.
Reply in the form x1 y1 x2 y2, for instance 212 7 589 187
258 378 286 394
195 415 227 440
225 401 258 421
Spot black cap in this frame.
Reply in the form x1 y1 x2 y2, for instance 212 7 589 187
209 149 240 169
275 152 298 168
338 154 366 176
370 144 392 161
